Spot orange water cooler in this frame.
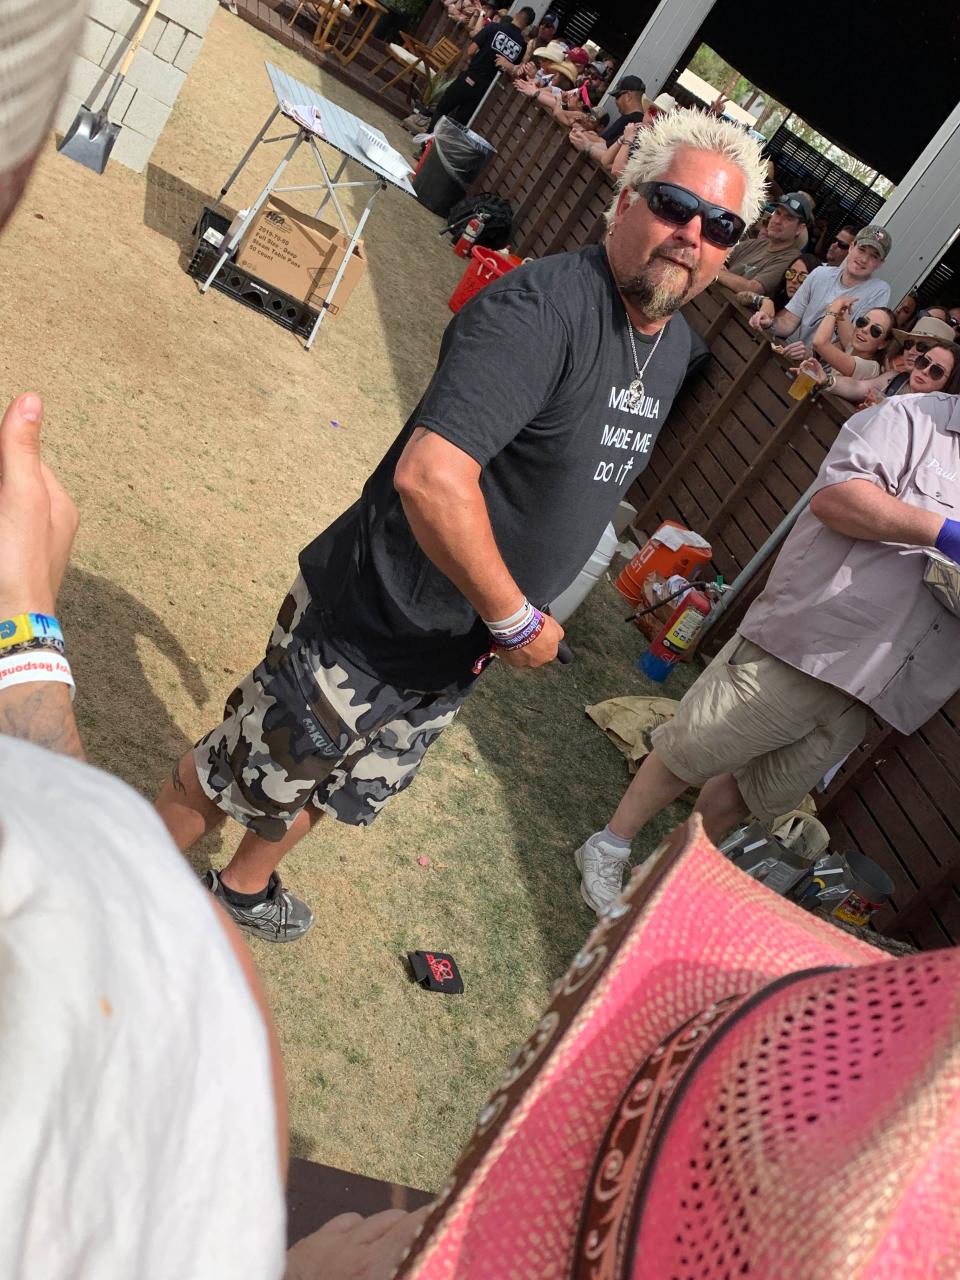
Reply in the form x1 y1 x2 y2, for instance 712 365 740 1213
615 520 713 606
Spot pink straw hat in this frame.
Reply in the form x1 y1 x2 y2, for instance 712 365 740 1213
396 819 960 1279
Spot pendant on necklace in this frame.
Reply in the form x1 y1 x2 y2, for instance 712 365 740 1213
626 378 644 408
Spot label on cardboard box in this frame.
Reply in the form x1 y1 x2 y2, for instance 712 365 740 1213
235 195 367 318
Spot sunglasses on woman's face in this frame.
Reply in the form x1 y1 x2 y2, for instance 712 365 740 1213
784 267 807 283
914 353 950 381
854 316 887 340
635 181 746 249
903 339 936 353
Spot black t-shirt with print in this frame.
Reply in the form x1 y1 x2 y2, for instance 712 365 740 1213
299 245 693 690
467 19 526 86
600 110 645 145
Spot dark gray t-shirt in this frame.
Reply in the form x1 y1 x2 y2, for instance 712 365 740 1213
299 244 692 689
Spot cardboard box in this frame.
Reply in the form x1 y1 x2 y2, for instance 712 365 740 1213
235 195 367 319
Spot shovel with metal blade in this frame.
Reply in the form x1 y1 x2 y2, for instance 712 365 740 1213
58 0 162 174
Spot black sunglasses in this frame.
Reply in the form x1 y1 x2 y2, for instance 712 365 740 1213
635 181 745 249
903 339 936 353
831 237 852 249
854 316 888 340
914 352 950 381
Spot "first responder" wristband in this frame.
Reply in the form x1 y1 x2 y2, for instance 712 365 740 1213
0 651 75 700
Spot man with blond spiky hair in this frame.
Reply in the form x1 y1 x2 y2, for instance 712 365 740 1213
156 110 768 942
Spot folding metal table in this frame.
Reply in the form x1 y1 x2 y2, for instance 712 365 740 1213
201 61 417 349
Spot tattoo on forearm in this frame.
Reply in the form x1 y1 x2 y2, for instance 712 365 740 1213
171 760 187 795
0 685 84 761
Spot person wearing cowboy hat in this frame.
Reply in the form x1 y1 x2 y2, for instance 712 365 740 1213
716 191 813 297
602 92 680 179
750 224 893 361
569 74 646 156
798 316 960 405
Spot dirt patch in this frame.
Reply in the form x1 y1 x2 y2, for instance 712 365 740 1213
5 10 698 1189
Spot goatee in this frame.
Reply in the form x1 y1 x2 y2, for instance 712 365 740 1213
617 259 694 320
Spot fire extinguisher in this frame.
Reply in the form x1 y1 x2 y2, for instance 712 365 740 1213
454 212 487 257
637 586 712 682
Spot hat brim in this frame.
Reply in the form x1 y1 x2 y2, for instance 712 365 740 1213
399 818 881 1278
892 320 955 345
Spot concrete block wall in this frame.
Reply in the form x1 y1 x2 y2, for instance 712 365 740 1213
56 0 218 172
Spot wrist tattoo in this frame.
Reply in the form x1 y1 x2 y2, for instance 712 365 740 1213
0 684 84 761
171 760 187 795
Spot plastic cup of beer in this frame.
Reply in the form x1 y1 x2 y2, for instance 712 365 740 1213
789 369 816 401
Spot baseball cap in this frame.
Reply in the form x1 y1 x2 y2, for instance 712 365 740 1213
611 74 645 97
776 191 814 225
540 10 558 25
855 224 893 261
567 46 590 67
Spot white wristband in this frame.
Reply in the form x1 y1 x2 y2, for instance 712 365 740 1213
0 651 75 700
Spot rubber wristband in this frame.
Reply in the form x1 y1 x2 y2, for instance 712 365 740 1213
0 651 75 700
483 600 531 631
0 612 63 651
935 517 960 564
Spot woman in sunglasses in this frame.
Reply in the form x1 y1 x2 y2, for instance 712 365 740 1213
796 339 960 406
811 303 895 380
742 250 820 318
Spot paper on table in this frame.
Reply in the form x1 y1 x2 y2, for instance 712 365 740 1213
281 100 325 137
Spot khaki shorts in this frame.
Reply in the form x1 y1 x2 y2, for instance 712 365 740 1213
651 636 868 825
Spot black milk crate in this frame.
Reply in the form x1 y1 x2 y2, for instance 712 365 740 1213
187 207 323 339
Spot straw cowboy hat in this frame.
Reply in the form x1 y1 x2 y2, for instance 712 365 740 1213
892 315 956 346
550 59 579 87
641 91 679 114
531 38 567 63
396 818 960 1279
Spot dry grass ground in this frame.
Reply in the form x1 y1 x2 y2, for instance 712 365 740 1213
4 10 696 1189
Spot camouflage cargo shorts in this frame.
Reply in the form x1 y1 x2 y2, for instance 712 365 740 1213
193 574 469 841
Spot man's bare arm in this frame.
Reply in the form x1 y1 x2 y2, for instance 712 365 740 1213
810 477 944 545
394 428 525 620
771 308 801 337
0 683 83 759
717 267 764 294
0 394 82 758
393 428 562 666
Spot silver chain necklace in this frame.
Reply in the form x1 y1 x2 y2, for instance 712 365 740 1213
624 307 667 409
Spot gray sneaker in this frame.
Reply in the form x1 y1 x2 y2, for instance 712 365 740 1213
574 831 630 914
204 869 315 942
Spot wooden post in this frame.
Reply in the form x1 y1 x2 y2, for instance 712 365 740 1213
513 128 575 255
632 329 773 530
700 391 817 541
505 111 553 203
543 162 609 255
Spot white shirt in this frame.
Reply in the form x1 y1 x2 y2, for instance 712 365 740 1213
785 263 892 346
0 738 286 1279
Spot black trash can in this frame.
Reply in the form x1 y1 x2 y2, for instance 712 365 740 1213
413 116 496 216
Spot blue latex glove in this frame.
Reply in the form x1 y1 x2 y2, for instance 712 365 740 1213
935 517 960 564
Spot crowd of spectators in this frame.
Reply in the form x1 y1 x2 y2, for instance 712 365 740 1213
424 5 960 413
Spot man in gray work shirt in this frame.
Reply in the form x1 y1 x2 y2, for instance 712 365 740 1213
576 389 960 913
748 224 892 358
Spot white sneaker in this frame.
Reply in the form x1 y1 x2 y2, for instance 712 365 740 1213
574 831 630 914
